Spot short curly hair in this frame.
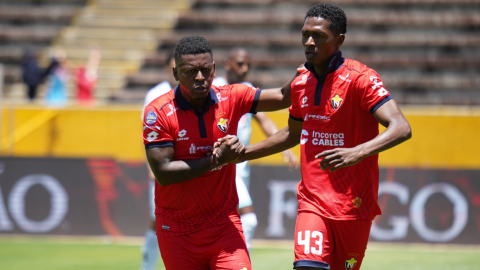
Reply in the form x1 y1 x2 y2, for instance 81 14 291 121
174 36 213 63
305 3 347 35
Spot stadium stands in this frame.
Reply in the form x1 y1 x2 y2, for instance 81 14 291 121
125 0 480 105
0 0 86 98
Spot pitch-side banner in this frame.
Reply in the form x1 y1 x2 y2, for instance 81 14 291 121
0 157 150 237
1 158 480 244
249 165 480 244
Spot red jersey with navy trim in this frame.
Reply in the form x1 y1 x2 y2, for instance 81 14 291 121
143 84 261 236
289 51 392 220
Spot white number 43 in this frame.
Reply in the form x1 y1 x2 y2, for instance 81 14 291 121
297 230 323 255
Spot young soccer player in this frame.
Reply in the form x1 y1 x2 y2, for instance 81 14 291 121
142 35 297 270
217 4 412 270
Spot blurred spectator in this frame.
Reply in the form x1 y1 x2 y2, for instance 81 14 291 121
76 46 101 106
21 49 43 101
44 50 69 107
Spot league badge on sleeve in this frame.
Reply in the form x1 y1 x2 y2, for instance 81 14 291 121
217 118 229 133
145 111 157 125
331 94 344 111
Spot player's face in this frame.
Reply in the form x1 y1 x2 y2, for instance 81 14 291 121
301 16 344 68
226 50 251 84
174 53 215 102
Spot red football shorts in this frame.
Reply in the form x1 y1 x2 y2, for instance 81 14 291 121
293 211 373 270
157 221 251 270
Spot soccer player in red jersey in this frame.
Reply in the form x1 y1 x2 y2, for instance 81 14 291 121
142 35 296 270
220 3 412 270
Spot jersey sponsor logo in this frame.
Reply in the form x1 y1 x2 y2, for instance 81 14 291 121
161 225 170 230
304 114 330 121
189 143 196 154
189 143 212 154
301 96 308 108
345 258 357 270
145 111 157 125
311 131 344 146
301 131 345 146
300 129 309 145
295 74 312 85
331 94 344 111
146 131 158 142
166 104 179 116
177 129 189 141
216 92 228 103
338 73 352 82
143 125 161 131
217 118 229 133
369 76 388 97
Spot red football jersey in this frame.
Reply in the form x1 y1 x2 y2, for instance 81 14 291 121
143 84 261 236
289 51 392 220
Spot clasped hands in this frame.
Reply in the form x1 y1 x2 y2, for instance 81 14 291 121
212 135 245 165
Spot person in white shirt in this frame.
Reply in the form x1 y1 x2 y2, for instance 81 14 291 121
212 48 298 252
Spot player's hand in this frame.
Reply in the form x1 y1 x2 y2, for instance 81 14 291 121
315 147 363 172
282 150 299 171
213 135 245 164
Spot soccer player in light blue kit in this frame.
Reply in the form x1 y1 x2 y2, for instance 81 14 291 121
213 47 298 251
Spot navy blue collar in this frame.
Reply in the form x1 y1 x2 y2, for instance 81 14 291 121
174 85 219 115
304 51 345 78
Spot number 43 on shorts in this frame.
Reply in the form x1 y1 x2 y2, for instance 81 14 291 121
297 230 323 255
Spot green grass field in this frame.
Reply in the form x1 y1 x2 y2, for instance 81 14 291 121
0 236 479 270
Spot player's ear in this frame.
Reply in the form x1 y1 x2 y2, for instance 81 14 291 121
336 34 345 48
173 66 179 81
213 61 216 77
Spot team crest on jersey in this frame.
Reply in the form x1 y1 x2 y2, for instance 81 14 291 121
217 118 229 133
145 111 157 125
345 258 357 270
331 94 344 111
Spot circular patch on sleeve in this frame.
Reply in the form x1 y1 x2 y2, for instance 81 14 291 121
145 111 157 125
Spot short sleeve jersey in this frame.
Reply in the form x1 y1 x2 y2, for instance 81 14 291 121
143 85 261 236
289 51 392 220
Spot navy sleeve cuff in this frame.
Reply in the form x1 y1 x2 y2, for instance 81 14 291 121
145 141 174 149
249 88 263 114
369 95 393 114
289 114 304 122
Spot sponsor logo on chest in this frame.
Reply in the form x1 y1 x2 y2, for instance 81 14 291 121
177 129 189 141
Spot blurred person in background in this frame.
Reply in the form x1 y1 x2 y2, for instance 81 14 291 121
21 48 43 101
140 51 176 270
212 47 299 252
44 49 69 107
76 46 101 106
222 4 412 270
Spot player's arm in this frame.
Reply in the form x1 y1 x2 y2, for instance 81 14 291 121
146 136 245 186
236 116 303 163
255 65 305 112
317 99 412 171
253 112 299 170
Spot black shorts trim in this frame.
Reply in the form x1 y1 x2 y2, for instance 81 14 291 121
289 114 304 122
369 95 392 114
294 259 330 269
145 141 174 149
